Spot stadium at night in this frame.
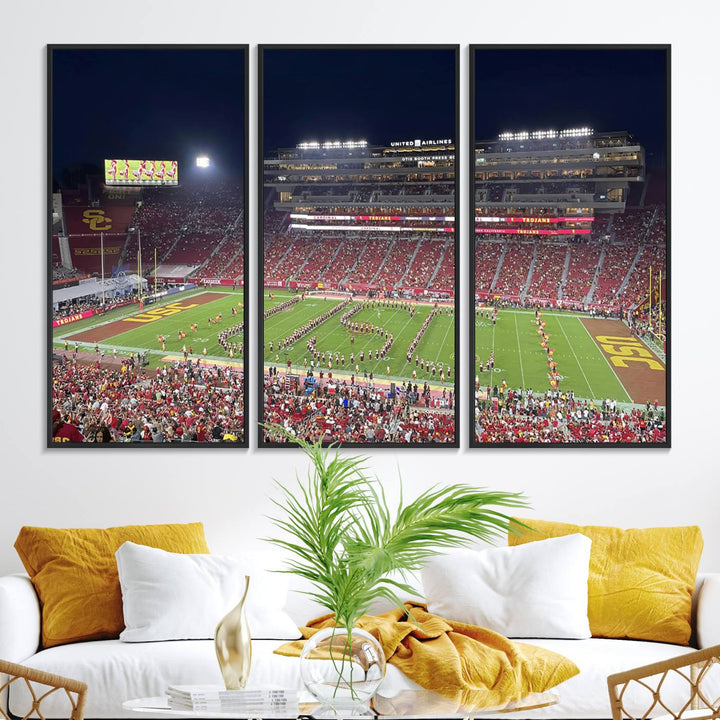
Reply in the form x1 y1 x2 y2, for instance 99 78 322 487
50 47 248 446
260 133 459 445
48 45 667 446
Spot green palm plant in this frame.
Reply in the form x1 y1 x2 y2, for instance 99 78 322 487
265 427 530 635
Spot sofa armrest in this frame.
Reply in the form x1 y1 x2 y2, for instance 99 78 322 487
696 572 720 648
0 574 41 661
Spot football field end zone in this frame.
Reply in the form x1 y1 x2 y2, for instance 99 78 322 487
581 318 666 406
63 292 229 344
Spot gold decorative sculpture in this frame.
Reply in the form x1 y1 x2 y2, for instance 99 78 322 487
214 575 252 690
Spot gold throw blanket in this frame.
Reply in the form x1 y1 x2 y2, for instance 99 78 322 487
275 603 579 711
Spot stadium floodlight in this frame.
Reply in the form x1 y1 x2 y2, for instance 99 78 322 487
196 156 210 168
499 130 531 141
531 130 558 139
502 127 594 141
299 139 367 150
559 127 594 138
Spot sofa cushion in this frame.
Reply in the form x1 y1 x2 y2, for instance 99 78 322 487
116 542 300 641
509 519 703 645
14 523 209 648
421 535 591 639
11 637 708 719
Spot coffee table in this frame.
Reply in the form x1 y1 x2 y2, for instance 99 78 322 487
124 687 558 719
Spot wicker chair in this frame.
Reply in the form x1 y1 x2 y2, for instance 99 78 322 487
0 660 87 720
608 644 720 720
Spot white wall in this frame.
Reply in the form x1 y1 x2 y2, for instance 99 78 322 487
1 0 718 576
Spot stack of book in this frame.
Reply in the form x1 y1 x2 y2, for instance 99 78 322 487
165 685 299 715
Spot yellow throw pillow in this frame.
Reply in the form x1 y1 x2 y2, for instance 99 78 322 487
15 523 209 648
509 519 703 645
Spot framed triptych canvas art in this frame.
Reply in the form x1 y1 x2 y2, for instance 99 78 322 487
47 43 667 448
48 45 249 447
258 45 459 448
469 45 669 447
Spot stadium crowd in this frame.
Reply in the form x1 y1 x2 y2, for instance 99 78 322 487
52 293 140 322
475 388 665 444
471 205 666 312
263 371 455 444
51 356 245 443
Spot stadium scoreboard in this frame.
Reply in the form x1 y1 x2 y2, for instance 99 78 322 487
104 159 179 186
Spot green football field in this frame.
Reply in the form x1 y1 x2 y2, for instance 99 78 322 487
475 308 631 402
52 292 643 403
263 291 456 385
52 289 245 369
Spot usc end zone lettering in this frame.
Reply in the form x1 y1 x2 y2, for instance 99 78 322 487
596 336 664 371
123 301 200 324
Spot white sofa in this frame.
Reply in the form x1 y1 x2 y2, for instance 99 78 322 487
1 564 719 720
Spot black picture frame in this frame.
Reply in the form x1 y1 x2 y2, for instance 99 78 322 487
469 44 670 448
48 44 249 447
258 44 460 448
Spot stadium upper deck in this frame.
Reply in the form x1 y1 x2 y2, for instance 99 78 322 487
262 139 457 295
264 139 455 210
475 127 644 218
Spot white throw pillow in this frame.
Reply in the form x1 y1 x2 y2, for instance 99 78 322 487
421 534 592 639
116 541 301 642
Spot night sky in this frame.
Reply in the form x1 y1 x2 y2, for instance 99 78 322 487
51 46 666 183
261 47 457 153
473 46 668 170
51 47 246 185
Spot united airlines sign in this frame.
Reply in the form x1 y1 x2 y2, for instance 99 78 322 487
390 138 453 148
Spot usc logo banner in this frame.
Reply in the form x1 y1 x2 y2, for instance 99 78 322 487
82 209 112 231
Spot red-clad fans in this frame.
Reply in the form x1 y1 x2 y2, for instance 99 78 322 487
51 356 245 443
52 293 141 322
475 390 665 444
263 371 454 445
51 409 85 443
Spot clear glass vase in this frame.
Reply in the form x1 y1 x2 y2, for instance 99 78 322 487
299 626 386 717
214 575 251 690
